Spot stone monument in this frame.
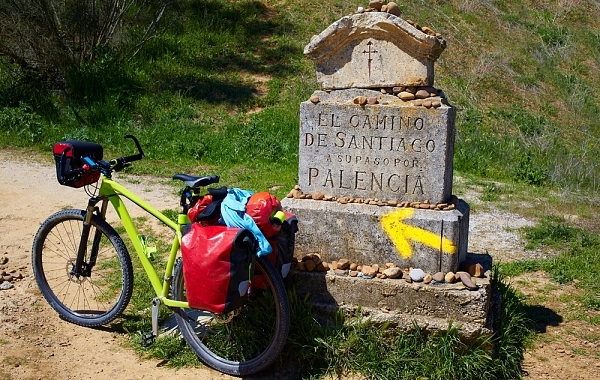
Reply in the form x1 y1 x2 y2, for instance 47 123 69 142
283 4 492 335
284 9 469 273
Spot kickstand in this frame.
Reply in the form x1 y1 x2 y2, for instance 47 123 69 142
141 331 155 347
141 298 161 347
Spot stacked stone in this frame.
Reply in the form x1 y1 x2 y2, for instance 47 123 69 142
293 256 486 291
296 253 330 272
390 86 444 107
287 186 459 211
352 0 445 47
356 0 403 17
0 255 23 290
308 86 446 108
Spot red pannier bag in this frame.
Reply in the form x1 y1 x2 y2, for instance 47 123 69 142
181 224 256 314
252 213 298 289
53 140 103 188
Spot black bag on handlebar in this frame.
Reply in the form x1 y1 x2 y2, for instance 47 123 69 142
53 140 103 188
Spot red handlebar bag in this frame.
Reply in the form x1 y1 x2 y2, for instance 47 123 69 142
53 140 103 188
181 224 255 314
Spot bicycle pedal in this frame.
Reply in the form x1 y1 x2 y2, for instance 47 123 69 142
141 331 155 347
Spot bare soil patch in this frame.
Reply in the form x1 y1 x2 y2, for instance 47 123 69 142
513 272 600 379
0 149 598 379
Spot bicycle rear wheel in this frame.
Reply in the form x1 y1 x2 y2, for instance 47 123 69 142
172 255 290 376
32 209 134 327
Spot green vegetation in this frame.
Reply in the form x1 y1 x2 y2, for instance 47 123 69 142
1 355 27 367
1 0 600 197
499 216 600 314
0 0 319 197
132 276 530 380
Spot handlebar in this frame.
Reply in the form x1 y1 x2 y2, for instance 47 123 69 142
72 135 145 180
108 135 145 172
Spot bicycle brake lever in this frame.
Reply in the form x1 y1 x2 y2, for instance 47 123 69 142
111 161 131 172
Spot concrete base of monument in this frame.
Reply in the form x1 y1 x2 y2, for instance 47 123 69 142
281 197 470 274
288 253 496 339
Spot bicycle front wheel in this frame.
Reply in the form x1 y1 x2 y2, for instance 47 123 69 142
172 255 290 376
32 209 134 327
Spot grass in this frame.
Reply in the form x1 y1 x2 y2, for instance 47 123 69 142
1 356 26 367
496 218 600 363
310 320 500 380
0 0 313 198
494 212 600 365
2 0 600 197
499 216 600 313
128 272 531 380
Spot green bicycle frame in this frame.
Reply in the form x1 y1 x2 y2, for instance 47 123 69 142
97 177 189 309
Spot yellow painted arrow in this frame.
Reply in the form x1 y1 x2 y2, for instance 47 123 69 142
380 208 456 259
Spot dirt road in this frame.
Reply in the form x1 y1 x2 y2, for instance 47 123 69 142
0 149 232 380
0 149 597 379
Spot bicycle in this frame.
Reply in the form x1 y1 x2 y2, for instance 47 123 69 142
31 135 290 376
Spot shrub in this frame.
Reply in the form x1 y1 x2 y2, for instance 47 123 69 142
513 153 547 186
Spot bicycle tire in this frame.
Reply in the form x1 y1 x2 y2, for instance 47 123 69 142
32 209 134 327
172 255 290 376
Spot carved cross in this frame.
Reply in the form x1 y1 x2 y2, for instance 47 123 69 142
362 40 378 78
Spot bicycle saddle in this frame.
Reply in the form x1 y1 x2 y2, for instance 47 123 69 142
172 174 220 188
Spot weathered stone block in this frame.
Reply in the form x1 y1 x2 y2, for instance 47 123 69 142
299 89 455 204
305 12 446 89
289 252 493 338
281 198 469 274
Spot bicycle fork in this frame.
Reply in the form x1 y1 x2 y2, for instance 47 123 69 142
71 198 160 347
71 198 108 278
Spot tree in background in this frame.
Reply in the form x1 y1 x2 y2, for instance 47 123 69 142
0 0 175 101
